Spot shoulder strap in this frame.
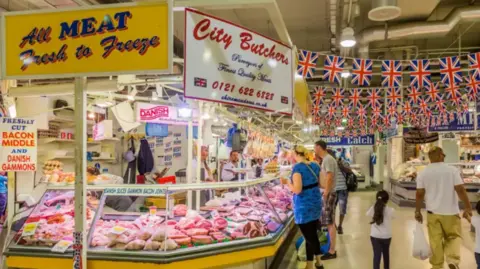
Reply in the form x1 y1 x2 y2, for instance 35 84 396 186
304 162 319 180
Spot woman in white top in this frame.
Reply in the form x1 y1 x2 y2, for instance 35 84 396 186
367 190 395 269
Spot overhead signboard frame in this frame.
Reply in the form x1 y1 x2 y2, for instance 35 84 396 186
1 1 173 79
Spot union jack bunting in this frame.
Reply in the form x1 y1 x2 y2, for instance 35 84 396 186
429 117 436 127
444 84 462 106
348 88 362 108
407 86 421 105
348 117 354 127
331 88 345 107
327 104 336 119
371 117 378 127
397 113 404 124
367 88 382 108
462 102 469 113
433 94 446 113
372 106 382 118
410 59 431 87
344 130 351 137
361 129 366 136
386 88 402 107
436 116 442 126
323 55 345 84
424 82 441 102
403 101 413 115
368 127 375 135
352 129 358 137
386 105 397 117
337 131 343 137
329 130 335 136
449 112 455 122
341 105 350 118
313 116 322 125
297 49 319 78
359 117 366 126
465 75 480 101
439 56 462 86
324 118 332 126
418 97 430 114
312 86 326 104
322 129 329 136
357 104 367 119
381 60 402 87
311 104 321 117
467 52 480 79
352 58 373 86
383 115 391 127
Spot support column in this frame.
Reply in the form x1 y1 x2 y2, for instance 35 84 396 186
73 77 87 269
196 101 203 210
187 118 193 208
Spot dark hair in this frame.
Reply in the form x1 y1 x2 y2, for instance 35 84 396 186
315 140 327 150
476 201 480 215
370 190 389 226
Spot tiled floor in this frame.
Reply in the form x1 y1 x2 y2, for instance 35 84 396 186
279 191 477 269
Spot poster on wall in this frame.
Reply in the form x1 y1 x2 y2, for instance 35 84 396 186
184 9 293 114
136 102 198 126
0 118 37 171
428 112 474 132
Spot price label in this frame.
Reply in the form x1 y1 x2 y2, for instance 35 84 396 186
51 240 73 253
211 210 220 218
111 226 126 235
22 222 39 237
149 206 157 216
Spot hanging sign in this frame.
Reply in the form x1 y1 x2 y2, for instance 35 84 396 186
428 112 474 132
319 135 374 146
135 102 199 126
184 9 293 114
1 1 172 79
0 118 37 171
403 127 438 144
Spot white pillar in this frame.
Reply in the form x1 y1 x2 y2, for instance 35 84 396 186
196 102 203 210
187 118 193 209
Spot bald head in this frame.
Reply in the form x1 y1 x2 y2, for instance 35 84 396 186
428 146 445 163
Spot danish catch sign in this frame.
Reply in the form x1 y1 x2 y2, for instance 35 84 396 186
135 102 199 126
184 9 293 114
0 118 37 171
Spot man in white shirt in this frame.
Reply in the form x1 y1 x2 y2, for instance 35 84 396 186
415 146 472 269
221 151 239 181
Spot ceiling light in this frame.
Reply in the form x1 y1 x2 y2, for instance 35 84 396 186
8 104 16 118
88 112 95 119
341 71 351 78
340 27 356 48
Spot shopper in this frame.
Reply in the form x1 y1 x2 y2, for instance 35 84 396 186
367 190 394 269
314 140 338 260
333 154 351 235
281 145 324 269
221 151 239 181
0 171 6 224
472 202 480 269
415 146 473 269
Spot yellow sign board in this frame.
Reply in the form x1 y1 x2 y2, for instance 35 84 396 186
1 1 172 79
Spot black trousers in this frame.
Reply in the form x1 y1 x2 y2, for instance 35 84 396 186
298 220 321 261
371 237 391 269
476 252 480 269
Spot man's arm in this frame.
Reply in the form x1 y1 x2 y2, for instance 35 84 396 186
415 188 425 223
324 172 334 195
455 184 473 221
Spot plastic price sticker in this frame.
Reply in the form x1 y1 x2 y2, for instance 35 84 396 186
52 240 73 253
149 206 157 216
22 222 39 236
111 226 126 235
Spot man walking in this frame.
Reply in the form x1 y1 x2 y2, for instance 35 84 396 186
315 140 337 260
415 146 472 269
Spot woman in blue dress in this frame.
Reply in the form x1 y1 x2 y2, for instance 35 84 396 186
281 145 323 269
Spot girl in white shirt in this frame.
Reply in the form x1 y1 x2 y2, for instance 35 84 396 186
367 190 395 269
471 202 480 269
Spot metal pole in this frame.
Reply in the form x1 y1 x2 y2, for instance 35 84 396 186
73 77 87 269
196 101 203 210
187 118 193 209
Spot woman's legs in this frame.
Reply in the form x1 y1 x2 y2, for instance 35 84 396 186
381 238 392 269
371 237 382 269
299 220 322 267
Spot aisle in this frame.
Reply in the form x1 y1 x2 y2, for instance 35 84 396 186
280 191 477 269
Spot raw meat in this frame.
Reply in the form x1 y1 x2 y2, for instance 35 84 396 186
167 229 188 239
229 215 247 222
235 207 252 215
243 221 267 238
230 232 247 240
91 234 109 247
218 205 235 212
186 228 209 236
151 227 187 241
211 233 230 242
135 230 152 241
176 218 196 230
173 204 188 216
213 217 228 230
191 235 212 244
144 240 161 250
247 215 262 222
173 237 191 246
44 191 75 206
165 220 177 226
195 219 213 230
124 239 146 250
159 239 178 251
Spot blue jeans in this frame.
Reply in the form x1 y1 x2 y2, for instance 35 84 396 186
476 252 480 269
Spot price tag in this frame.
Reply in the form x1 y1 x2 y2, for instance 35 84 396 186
51 240 73 253
111 226 126 235
211 210 219 218
22 222 39 237
149 206 157 216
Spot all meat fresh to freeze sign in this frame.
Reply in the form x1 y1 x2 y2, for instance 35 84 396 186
184 8 294 115
0 118 37 171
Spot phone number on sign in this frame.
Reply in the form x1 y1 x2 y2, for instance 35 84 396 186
212 81 274 100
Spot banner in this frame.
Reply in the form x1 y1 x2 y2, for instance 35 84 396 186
184 9 293 114
319 135 374 146
0 118 37 171
1 2 172 79
135 102 199 126
428 112 474 132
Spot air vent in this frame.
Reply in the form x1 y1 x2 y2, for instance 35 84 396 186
368 0 401 21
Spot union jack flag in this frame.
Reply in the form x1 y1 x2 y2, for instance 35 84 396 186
433 94 446 113
397 113 405 124
337 131 343 137
352 58 373 86
467 52 480 79
359 117 366 126
311 104 321 117
403 100 413 115
330 130 336 137
436 116 442 126
372 106 382 119
462 102 469 113
348 88 362 108
407 86 421 105
312 86 326 104
386 88 402 107
383 115 391 127
368 127 375 135
357 104 367 119
324 118 332 126
371 117 378 127
323 55 344 84
424 82 441 102
386 105 397 117
341 105 350 118
322 129 329 136
381 60 402 87
352 129 358 137
327 104 336 119
429 116 436 127
444 84 462 106
410 59 431 87
361 129 366 136
348 117 354 127
439 56 462 86
367 88 382 108
465 75 480 101
345 130 351 137
297 50 319 78
418 97 430 114
449 111 455 122
331 88 345 107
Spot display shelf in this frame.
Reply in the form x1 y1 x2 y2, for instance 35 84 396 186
90 157 116 162
39 138 75 144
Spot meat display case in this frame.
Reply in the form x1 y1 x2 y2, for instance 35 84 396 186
5 177 296 269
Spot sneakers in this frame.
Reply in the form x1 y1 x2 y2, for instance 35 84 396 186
337 226 343 234
321 252 337 260
448 264 459 269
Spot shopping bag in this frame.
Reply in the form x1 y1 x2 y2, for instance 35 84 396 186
412 222 431 260
296 231 330 261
